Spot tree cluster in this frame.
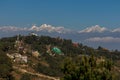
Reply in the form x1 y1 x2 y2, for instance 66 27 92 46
0 53 14 80
61 55 114 80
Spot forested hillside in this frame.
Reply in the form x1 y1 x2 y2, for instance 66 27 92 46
0 35 120 80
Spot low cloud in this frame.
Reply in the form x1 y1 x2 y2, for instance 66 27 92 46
86 37 120 42
0 26 28 31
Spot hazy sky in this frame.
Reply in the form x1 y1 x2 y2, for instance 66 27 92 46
0 0 120 30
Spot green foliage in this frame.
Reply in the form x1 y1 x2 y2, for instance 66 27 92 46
20 73 38 80
34 53 63 77
61 55 115 80
0 35 120 79
0 53 14 80
20 73 32 80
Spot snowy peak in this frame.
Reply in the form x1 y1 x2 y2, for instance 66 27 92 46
0 24 120 34
29 25 39 31
39 24 57 31
112 28 120 32
0 24 71 33
29 24 71 33
78 25 108 33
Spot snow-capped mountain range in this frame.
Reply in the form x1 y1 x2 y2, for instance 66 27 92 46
0 24 120 50
0 24 71 33
78 25 108 33
0 24 120 33
29 24 71 33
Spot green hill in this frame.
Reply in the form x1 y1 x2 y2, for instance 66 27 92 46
0 35 120 80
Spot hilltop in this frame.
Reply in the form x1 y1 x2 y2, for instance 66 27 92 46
0 34 120 80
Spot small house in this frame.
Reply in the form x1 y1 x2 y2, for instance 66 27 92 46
32 51 40 58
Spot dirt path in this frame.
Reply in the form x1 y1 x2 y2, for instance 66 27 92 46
13 66 60 80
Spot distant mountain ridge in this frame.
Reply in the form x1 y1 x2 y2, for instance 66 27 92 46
78 25 108 33
0 24 120 50
0 24 120 33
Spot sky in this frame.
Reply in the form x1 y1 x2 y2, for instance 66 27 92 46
0 0 120 30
